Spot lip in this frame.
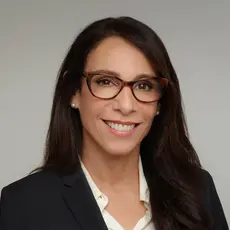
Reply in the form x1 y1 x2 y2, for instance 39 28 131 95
103 119 139 125
103 120 140 137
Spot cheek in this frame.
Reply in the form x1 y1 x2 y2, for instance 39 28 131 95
78 87 106 130
141 103 158 123
139 104 158 135
79 96 98 122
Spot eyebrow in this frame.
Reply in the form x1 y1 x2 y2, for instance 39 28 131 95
85 69 156 81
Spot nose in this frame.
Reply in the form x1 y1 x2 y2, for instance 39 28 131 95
113 86 136 115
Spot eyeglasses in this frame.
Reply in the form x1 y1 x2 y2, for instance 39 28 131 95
83 71 168 103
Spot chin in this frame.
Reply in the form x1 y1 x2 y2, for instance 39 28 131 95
102 143 140 157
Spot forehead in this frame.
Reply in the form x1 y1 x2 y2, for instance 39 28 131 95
85 36 155 81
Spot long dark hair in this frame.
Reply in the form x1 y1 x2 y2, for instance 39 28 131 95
38 17 212 229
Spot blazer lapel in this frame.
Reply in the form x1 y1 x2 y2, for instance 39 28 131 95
61 169 108 230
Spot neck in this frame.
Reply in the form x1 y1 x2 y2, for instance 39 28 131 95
81 136 140 190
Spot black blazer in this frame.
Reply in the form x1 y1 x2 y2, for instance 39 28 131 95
0 168 228 230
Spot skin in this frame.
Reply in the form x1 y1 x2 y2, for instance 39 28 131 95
71 36 159 229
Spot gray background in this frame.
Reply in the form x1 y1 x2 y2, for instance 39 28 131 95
0 0 229 223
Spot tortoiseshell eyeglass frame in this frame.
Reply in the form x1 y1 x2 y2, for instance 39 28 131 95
82 71 169 103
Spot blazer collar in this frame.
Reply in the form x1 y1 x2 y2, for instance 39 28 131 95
61 167 108 230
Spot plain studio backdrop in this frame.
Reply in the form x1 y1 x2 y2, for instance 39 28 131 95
0 0 229 223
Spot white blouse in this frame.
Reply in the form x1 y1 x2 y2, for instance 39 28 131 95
81 158 155 230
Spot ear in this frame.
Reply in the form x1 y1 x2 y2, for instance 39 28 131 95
156 103 161 116
71 91 80 109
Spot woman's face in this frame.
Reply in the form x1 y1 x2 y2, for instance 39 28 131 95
72 36 158 156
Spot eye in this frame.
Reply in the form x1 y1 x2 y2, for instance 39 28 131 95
94 75 117 87
135 81 153 91
96 78 112 86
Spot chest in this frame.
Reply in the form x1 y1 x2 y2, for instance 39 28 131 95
96 193 153 230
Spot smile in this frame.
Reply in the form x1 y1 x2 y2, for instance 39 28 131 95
103 120 139 136
106 121 135 131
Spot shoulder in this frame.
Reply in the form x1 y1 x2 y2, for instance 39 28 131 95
201 169 222 204
201 169 228 229
2 170 61 190
201 169 215 192
0 170 62 205
0 170 64 228
200 169 221 208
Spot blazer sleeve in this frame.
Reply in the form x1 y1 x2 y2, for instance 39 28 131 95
206 172 229 230
0 186 25 230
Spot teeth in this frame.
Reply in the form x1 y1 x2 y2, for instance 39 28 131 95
106 121 135 132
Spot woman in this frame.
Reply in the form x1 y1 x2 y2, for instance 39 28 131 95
0 16 228 230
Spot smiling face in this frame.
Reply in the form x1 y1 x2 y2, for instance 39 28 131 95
72 36 159 157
